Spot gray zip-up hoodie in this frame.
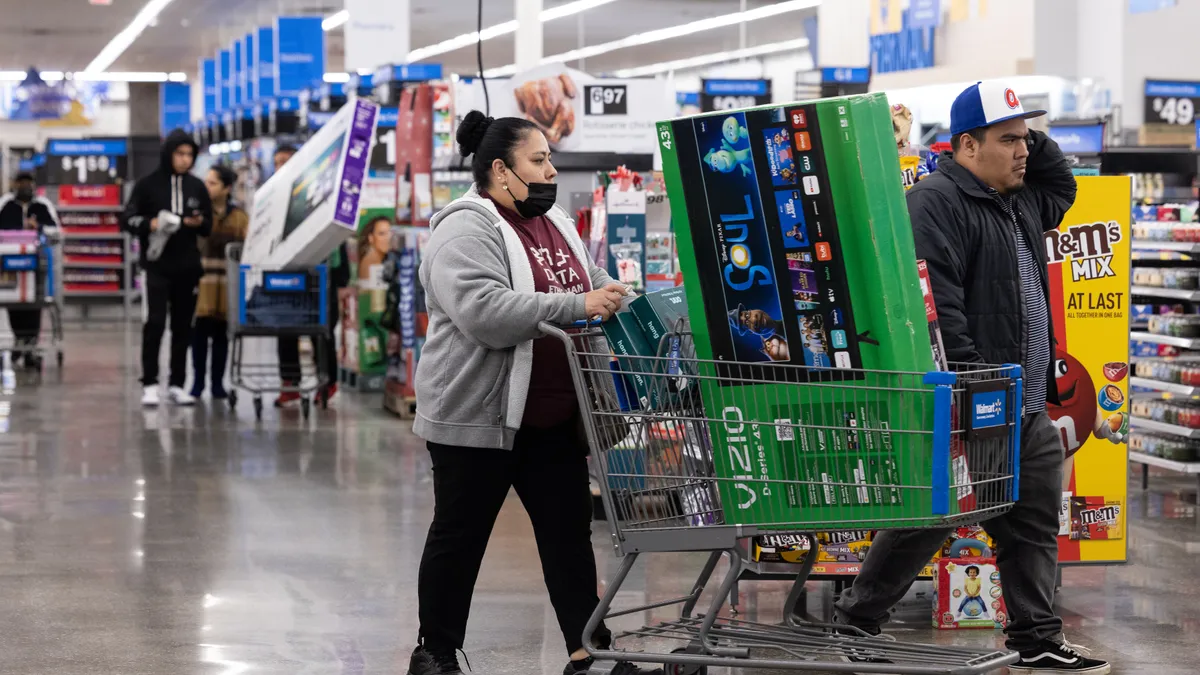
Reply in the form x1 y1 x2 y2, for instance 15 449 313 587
413 185 614 450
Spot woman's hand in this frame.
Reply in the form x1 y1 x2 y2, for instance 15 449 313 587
585 283 628 321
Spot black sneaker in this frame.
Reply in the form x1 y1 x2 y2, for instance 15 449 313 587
1009 638 1111 674
408 645 466 675
564 656 663 675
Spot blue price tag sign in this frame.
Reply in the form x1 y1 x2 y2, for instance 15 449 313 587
1 255 37 271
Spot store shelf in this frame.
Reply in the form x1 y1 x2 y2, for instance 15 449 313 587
1130 377 1200 395
1131 332 1200 349
63 232 124 240
64 289 125 297
1131 417 1200 438
1132 240 1200 253
55 205 123 213
1130 286 1200 300
1129 451 1200 474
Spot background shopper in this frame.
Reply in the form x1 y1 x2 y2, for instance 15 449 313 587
190 164 248 400
122 129 213 407
0 172 58 369
407 110 642 675
834 81 1110 675
270 144 347 407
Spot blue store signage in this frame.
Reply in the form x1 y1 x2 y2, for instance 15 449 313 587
244 32 256 102
870 11 935 74
275 16 325 97
257 26 276 99
699 79 772 112
160 82 191 137
908 0 941 28
1049 124 1105 155
200 58 217 117
218 49 231 111
47 139 128 156
821 67 870 84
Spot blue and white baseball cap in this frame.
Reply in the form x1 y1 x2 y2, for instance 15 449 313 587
950 81 1046 136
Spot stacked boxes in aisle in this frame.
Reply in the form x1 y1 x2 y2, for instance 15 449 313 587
656 94 938 529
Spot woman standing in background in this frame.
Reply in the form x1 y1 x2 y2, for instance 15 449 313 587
190 165 248 400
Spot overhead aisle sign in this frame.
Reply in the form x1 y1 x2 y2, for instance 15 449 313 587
1044 176 1130 564
275 16 325 97
258 26 276 99
159 82 191 136
200 58 217 117
218 49 231 112
244 32 256 103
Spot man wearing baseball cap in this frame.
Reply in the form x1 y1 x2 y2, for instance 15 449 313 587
835 81 1110 674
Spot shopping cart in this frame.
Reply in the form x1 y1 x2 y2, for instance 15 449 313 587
226 243 333 420
0 231 64 373
541 322 1024 675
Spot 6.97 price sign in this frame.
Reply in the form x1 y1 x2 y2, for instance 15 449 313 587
1144 79 1200 126
44 138 128 186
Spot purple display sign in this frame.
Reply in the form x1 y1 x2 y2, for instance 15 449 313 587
333 99 379 228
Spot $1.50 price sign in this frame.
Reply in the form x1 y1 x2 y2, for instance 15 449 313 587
44 138 128 186
1144 79 1200 126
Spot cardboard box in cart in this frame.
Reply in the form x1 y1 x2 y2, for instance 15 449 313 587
656 94 942 528
0 233 41 304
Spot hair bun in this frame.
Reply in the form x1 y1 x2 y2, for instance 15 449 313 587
456 110 493 157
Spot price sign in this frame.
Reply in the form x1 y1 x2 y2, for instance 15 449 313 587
1144 79 1200 126
585 85 628 115
370 107 398 174
700 79 771 112
44 138 127 186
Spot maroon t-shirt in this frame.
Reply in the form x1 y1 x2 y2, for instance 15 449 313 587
483 192 588 428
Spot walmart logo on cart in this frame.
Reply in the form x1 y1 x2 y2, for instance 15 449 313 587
971 392 1006 428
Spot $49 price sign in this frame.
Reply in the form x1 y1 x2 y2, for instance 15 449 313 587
1145 79 1200 126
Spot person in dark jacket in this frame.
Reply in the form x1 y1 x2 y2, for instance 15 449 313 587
836 82 1110 675
0 173 58 368
122 129 213 407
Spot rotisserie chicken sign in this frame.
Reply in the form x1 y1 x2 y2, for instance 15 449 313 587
453 64 674 155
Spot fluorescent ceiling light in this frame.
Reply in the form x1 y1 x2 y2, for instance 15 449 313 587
329 0 617 62
0 71 25 81
612 38 810 78
484 0 818 78
323 10 349 31
84 0 177 73
0 70 184 82
324 72 351 83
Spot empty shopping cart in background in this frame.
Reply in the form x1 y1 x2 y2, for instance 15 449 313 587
226 243 332 420
542 321 1023 675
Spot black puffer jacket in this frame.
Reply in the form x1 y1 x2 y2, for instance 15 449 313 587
909 130 1076 406
121 129 213 278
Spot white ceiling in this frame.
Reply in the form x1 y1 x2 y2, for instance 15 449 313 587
1 0 812 77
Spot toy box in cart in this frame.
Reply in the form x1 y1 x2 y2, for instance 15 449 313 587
657 94 967 528
0 232 43 304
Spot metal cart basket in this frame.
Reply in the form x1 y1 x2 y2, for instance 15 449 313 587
542 322 1024 675
0 232 64 373
226 243 333 420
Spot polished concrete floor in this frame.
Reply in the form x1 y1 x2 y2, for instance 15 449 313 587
3 325 1198 674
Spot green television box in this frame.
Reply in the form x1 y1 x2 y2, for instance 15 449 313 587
656 93 940 529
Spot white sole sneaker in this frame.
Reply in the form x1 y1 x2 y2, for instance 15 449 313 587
168 387 195 406
141 387 160 407
1008 665 1111 675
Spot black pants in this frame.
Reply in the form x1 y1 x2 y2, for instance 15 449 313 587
142 271 198 387
277 293 339 385
836 412 1065 650
191 317 228 394
418 423 610 655
7 309 40 352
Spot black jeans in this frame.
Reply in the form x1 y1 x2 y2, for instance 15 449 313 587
142 271 198 387
191 317 228 394
7 309 40 352
417 422 611 655
835 412 1065 651
277 290 339 385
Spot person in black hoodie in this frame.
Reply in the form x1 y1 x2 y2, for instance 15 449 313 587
0 172 59 369
122 129 213 407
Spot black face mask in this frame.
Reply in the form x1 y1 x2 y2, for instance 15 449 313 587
15 187 33 202
505 166 557 219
